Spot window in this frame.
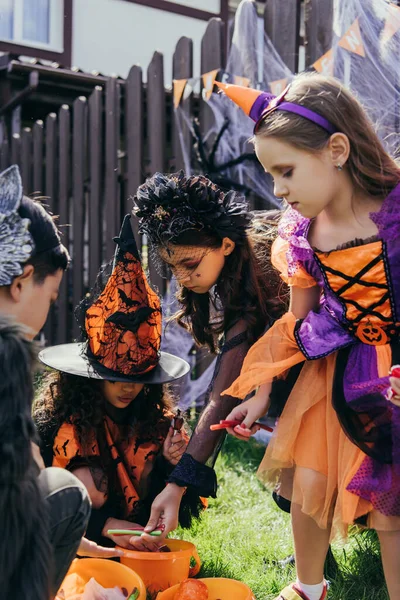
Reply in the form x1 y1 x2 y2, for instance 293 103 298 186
0 0 63 50
0 0 71 64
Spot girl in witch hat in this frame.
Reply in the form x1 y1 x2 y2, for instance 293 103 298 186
34 215 201 552
218 74 400 599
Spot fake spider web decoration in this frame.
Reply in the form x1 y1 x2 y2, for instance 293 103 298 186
175 0 400 209
331 0 400 156
166 0 400 414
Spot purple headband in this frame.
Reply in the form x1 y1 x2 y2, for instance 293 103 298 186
250 85 337 135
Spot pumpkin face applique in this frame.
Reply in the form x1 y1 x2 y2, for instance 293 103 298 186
356 320 388 346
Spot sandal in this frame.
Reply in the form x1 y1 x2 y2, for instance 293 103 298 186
274 582 328 600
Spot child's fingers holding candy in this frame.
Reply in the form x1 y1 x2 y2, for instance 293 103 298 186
388 366 400 405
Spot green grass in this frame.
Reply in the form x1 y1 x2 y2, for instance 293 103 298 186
171 435 388 600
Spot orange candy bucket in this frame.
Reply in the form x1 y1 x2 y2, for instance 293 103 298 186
57 558 146 599
156 577 256 600
119 539 201 594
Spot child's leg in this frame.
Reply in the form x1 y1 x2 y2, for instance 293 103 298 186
377 529 400 600
291 502 331 584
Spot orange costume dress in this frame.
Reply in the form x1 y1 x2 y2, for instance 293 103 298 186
37 400 189 545
224 196 400 538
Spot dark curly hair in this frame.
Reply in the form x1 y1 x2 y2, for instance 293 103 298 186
174 214 287 352
133 172 287 352
34 371 175 457
134 171 252 247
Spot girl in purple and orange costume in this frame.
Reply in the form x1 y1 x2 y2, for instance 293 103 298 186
218 73 400 600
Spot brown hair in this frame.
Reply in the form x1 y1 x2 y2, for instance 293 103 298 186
256 72 400 198
174 213 288 353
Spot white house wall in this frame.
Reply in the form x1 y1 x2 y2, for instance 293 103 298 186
170 0 220 11
72 0 214 83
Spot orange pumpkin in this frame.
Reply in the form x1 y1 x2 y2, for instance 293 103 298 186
173 579 208 600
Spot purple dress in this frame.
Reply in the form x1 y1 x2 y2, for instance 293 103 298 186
225 183 400 533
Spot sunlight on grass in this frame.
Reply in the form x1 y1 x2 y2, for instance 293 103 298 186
173 436 388 600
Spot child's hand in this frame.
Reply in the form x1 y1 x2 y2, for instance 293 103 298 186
103 517 163 552
77 536 124 558
162 427 187 465
389 372 400 406
225 387 271 441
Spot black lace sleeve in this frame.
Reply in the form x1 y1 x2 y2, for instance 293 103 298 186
168 320 250 497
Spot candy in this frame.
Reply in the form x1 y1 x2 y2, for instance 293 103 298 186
173 579 208 600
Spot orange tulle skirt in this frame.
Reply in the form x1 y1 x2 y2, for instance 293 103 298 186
224 313 400 539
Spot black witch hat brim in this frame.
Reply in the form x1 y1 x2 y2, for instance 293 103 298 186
39 343 190 384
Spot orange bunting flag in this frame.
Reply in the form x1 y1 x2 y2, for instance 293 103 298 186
338 18 365 57
313 49 334 76
270 78 289 96
381 3 400 45
173 78 187 109
202 69 219 101
233 75 250 87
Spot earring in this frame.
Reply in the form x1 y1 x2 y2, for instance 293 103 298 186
336 164 343 171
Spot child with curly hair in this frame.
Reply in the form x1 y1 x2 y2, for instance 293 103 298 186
34 215 201 552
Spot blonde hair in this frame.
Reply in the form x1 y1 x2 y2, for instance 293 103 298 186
256 72 400 198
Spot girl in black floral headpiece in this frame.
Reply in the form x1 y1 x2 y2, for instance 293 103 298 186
133 171 289 540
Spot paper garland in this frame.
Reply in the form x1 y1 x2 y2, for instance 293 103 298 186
173 9 400 109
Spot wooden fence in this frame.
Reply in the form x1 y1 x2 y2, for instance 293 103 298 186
0 1 334 345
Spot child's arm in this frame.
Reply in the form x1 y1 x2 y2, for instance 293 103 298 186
289 284 321 319
224 383 271 440
225 285 321 440
71 466 107 509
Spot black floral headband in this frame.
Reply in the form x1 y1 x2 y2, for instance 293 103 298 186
132 171 252 246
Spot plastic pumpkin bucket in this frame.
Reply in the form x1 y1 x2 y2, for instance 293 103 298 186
119 539 201 594
56 558 146 599
156 577 256 600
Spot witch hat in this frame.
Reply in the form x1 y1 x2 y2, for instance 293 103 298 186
215 81 276 123
39 215 189 383
215 80 336 134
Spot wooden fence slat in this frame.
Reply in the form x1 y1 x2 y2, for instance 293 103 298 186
42 112 57 345
11 132 20 166
264 0 300 73
21 127 32 192
172 36 193 172
0 119 9 171
199 18 224 141
125 65 143 245
105 75 120 259
11 106 21 137
88 85 103 286
304 0 333 67
45 113 57 213
56 104 71 344
72 96 87 340
147 51 166 175
146 51 167 295
32 120 44 195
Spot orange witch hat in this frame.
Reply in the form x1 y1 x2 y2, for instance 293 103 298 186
39 216 189 384
216 80 337 135
215 80 275 122
85 214 161 377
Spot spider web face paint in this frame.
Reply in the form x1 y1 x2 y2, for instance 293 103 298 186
156 244 214 281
